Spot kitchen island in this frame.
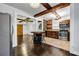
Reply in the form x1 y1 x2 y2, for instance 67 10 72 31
31 32 45 44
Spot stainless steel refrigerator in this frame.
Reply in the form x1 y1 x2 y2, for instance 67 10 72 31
0 13 12 56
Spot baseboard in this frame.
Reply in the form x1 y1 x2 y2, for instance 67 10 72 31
69 53 77 56
10 47 16 56
70 49 79 56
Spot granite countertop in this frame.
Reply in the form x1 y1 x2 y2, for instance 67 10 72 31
43 37 70 51
46 29 59 31
31 31 45 34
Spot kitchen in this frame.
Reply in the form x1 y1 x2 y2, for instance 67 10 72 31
16 3 70 56
0 3 79 56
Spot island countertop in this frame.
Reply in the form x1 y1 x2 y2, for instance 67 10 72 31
43 37 70 51
31 31 45 34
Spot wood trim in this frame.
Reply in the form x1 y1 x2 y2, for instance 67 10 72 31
41 3 61 19
41 3 52 9
34 3 70 17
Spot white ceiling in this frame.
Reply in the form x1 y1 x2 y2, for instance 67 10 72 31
4 3 59 16
39 6 70 20
4 3 70 20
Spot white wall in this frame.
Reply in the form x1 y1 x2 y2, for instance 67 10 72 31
70 3 79 55
0 3 31 47
23 19 43 35
23 20 36 35
52 20 59 29
36 19 43 32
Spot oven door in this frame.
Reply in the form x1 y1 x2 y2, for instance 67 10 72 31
59 30 69 41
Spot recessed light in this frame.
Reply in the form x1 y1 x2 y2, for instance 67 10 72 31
50 13 56 19
30 3 40 8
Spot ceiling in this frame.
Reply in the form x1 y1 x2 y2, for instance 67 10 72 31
5 3 58 16
4 3 70 20
39 6 70 20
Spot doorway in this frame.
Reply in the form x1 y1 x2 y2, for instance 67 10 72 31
17 24 23 45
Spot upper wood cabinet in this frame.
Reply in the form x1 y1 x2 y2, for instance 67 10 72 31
47 20 52 31
59 20 70 25
59 20 70 31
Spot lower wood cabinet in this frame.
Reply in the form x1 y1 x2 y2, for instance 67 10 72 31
46 31 59 39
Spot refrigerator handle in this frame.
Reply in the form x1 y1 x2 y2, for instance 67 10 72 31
12 25 14 35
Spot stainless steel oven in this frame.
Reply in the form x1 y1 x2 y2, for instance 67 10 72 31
59 30 69 41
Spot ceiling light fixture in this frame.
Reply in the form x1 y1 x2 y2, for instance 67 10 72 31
50 13 56 19
30 3 40 8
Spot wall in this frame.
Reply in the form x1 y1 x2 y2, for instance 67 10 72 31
23 20 36 35
36 19 43 32
0 3 31 47
70 3 79 55
52 20 59 29
23 19 43 35
17 14 37 35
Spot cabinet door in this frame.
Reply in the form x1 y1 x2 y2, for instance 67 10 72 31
47 20 52 31
46 31 59 39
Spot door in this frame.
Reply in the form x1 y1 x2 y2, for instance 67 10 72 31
17 24 23 45
0 13 11 56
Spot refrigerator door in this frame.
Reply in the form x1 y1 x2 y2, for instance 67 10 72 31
0 13 11 56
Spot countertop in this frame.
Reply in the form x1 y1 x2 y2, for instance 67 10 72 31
43 37 70 51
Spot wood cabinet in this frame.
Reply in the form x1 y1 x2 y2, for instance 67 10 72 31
45 20 59 39
47 20 52 31
46 31 59 39
60 20 70 24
